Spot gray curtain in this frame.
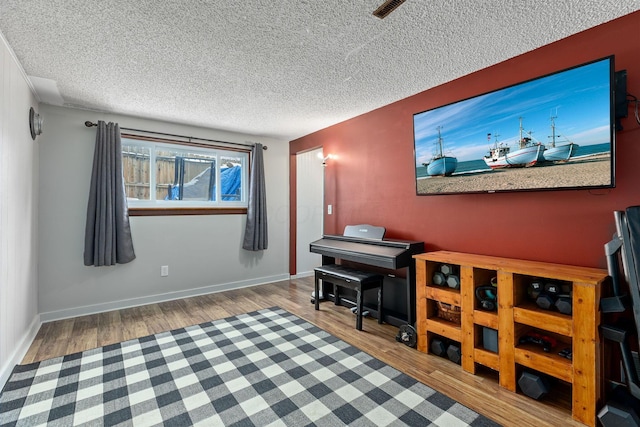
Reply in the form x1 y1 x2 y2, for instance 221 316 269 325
83 121 136 266
242 143 268 251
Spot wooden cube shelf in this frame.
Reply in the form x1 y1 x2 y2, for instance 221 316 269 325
414 251 608 427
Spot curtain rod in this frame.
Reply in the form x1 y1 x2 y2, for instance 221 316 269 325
83 121 267 150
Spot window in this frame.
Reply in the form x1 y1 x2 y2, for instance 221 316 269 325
122 136 249 214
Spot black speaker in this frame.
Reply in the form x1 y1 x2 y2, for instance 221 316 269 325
615 69 628 131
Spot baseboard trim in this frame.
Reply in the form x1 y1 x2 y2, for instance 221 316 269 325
291 271 314 279
0 314 41 389
39 274 291 323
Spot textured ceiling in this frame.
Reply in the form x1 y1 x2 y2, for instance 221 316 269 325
0 1 638 141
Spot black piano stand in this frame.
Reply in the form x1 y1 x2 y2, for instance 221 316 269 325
314 264 384 331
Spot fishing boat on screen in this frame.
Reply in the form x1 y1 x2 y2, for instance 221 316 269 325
543 115 579 162
483 118 545 169
422 126 458 176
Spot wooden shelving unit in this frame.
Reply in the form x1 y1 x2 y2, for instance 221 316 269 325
414 251 608 427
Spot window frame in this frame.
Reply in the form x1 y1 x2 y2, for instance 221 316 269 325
121 134 250 216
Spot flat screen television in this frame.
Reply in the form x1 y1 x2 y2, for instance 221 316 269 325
413 56 616 195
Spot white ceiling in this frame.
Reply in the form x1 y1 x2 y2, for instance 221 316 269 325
1 1 638 141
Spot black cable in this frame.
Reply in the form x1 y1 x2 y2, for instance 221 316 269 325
626 94 640 126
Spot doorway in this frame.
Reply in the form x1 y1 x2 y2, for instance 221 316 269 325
295 148 324 276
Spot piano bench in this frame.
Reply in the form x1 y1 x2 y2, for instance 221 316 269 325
314 264 384 331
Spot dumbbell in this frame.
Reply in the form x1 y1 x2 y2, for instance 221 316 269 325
518 371 550 400
433 264 460 289
430 337 448 356
551 282 572 314
446 275 460 289
534 283 572 314
598 400 640 427
527 281 544 301
555 295 572 315
431 337 462 364
446 344 462 364
535 283 559 310
555 283 572 314
598 386 640 427
527 281 544 300
433 264 454 285
447 274 460 289
440 264 453 275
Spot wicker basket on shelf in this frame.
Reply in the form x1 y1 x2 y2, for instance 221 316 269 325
436 301 461 324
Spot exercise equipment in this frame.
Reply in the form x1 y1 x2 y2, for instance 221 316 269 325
536 283 560 310
527 281 543 300
558 347 572 360
535 293 555 310
433 264 459 288
446 275 460 289
529 281 572 314
518 371 550 400
430 337 448 356
598 208 640 427
350 306 370 318
440 264 453 276
555 295 572 315
598 385 640 427
430 337 462 364
482 327 499 353
518 332 557 353
395 324 417 348
475 286 497 311
446 343 462 364
433 271 446 286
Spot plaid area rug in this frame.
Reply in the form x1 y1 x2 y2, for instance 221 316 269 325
1 307 500 426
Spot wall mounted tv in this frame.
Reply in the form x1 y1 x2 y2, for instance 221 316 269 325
413 56 615 195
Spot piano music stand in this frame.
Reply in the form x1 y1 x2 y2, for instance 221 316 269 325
342 224 386 240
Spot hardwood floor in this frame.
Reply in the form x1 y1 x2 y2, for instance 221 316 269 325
22 277 586 426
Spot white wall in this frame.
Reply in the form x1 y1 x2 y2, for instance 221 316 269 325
38 105 290 320
0 33 40 386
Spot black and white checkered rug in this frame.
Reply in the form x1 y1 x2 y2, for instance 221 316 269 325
1 307 499 426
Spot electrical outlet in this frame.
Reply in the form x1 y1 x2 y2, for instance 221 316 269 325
328 204 333 215
161 265 169 277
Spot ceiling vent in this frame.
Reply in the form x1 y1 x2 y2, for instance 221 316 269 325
373 0 406 19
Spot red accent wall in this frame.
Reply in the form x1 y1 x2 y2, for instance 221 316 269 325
290 11 640 272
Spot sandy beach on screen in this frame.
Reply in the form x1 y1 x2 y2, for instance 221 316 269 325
416 154 611 194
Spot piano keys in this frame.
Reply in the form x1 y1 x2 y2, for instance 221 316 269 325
310 233 424 327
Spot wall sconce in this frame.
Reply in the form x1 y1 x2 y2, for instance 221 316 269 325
29 107 43 140
317 152 336 166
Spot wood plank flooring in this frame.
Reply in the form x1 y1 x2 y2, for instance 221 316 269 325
22 277 587 427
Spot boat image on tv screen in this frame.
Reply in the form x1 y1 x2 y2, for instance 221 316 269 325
413 56 615 195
